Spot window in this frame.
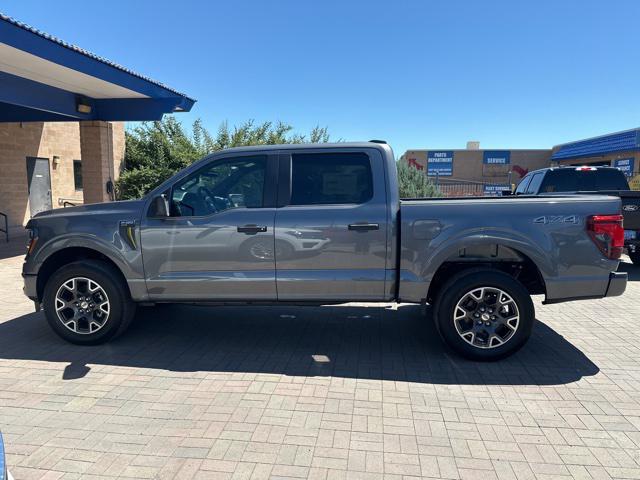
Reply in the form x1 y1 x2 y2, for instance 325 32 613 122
514 175 531 195
73 160 83 191
171 155 266 217
290 153 373 205
540 168 629 192
525 173 544 194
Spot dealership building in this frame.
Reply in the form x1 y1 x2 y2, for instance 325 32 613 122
0 13 194 238
400 128 640 195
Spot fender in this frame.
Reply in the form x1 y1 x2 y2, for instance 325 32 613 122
31 233 142 280
399 225 553 303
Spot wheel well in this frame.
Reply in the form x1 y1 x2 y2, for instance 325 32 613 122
36 247 130 301
426 245 546 304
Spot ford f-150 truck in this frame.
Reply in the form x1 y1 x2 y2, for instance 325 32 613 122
22 142 628 360
514 166 640 264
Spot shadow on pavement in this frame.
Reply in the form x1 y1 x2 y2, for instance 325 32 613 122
0 303 598 386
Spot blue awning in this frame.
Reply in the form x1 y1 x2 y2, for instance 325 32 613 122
0 13 195 122
552 128 640 160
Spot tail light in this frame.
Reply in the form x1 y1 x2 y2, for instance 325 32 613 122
587 214 624 259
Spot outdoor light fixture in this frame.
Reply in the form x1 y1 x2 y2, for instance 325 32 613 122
76 97 92 114
52 156 60 168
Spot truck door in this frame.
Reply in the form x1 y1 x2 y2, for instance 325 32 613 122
274 149 388 301
140 153 278 301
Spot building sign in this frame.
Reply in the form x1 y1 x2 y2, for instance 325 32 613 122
483 184 511 196
483 150 511 165
427 151 453 176
613 157 635 177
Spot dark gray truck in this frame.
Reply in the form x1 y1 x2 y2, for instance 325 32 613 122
22 142 627 360
514 165 640 264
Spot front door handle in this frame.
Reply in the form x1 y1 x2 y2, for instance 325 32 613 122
237 224 267 234
348 223 379 231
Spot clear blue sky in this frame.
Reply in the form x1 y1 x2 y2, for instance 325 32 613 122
4 0 640 156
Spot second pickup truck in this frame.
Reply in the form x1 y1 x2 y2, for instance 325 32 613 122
23 142 627 360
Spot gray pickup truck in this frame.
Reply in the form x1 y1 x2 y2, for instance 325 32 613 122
22 142 627 360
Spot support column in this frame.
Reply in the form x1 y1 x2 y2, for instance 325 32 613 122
79 121 124 204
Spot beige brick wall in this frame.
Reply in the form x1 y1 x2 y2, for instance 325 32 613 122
0 121 124 233
400 149 552 184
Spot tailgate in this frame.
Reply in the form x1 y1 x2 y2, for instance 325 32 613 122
618 191 640 230
579 190 640 230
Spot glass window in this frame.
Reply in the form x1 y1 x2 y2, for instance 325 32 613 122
290 152 373 205
540 168 629 193
171 155 266 217
514 175 531 194
525 173 544 194
73 160 83 191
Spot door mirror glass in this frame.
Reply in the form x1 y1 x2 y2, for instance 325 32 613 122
148 194 170 217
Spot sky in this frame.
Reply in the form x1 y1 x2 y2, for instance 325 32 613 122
3 0 640 156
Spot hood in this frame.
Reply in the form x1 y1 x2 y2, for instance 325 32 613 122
31 200 145 221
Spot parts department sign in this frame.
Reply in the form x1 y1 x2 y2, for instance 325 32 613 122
427 151 453 176
483 150 511 165
614 157 635 177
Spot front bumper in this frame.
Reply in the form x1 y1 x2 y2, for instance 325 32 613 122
606 271 627 297
22 273 38 301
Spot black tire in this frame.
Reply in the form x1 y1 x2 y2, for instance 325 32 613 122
630 251 640 266
42 260 136 345
433 269 535 361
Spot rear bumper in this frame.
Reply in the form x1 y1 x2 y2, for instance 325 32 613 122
22 273 38 301
606 271 627 297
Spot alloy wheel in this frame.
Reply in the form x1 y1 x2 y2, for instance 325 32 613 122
453 286 519 349
55 277 110 334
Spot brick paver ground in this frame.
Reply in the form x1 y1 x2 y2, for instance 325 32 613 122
1 245 640 479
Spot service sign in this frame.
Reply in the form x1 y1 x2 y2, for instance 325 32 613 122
613 157 635 177
427 151 453 176
483 150 511 165
483 184 511 196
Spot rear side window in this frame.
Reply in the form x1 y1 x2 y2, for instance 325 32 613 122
540 169 629 192
290 152 373 205
525 173 544 194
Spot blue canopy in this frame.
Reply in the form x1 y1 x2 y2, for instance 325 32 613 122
0 13 195 122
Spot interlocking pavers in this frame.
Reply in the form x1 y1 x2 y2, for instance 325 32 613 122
1 253 640 479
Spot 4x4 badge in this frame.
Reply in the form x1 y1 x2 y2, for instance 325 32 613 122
534 215 579 225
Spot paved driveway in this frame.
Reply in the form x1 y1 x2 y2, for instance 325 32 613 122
1 251 640 480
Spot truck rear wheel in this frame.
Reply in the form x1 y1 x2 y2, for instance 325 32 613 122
433 269 535 361
42 260 136 345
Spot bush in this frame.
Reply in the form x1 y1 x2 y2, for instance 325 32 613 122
117 117 331 200
397 161 441 198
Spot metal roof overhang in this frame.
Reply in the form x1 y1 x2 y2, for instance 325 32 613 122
0 14 195 122
552 128 640 160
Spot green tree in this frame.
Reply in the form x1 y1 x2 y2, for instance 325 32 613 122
396 161 441 198
116 116 331 199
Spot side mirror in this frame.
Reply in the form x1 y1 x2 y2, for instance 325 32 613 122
149 194 170 217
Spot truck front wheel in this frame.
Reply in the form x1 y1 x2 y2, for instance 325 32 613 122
433 269 535 361
42 260 136 345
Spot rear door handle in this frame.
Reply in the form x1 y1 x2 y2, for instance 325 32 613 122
237 224 267 234
348 223 379 231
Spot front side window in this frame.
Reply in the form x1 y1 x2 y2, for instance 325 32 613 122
171 155 266 217
290 152 373 205
514 175 531 194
